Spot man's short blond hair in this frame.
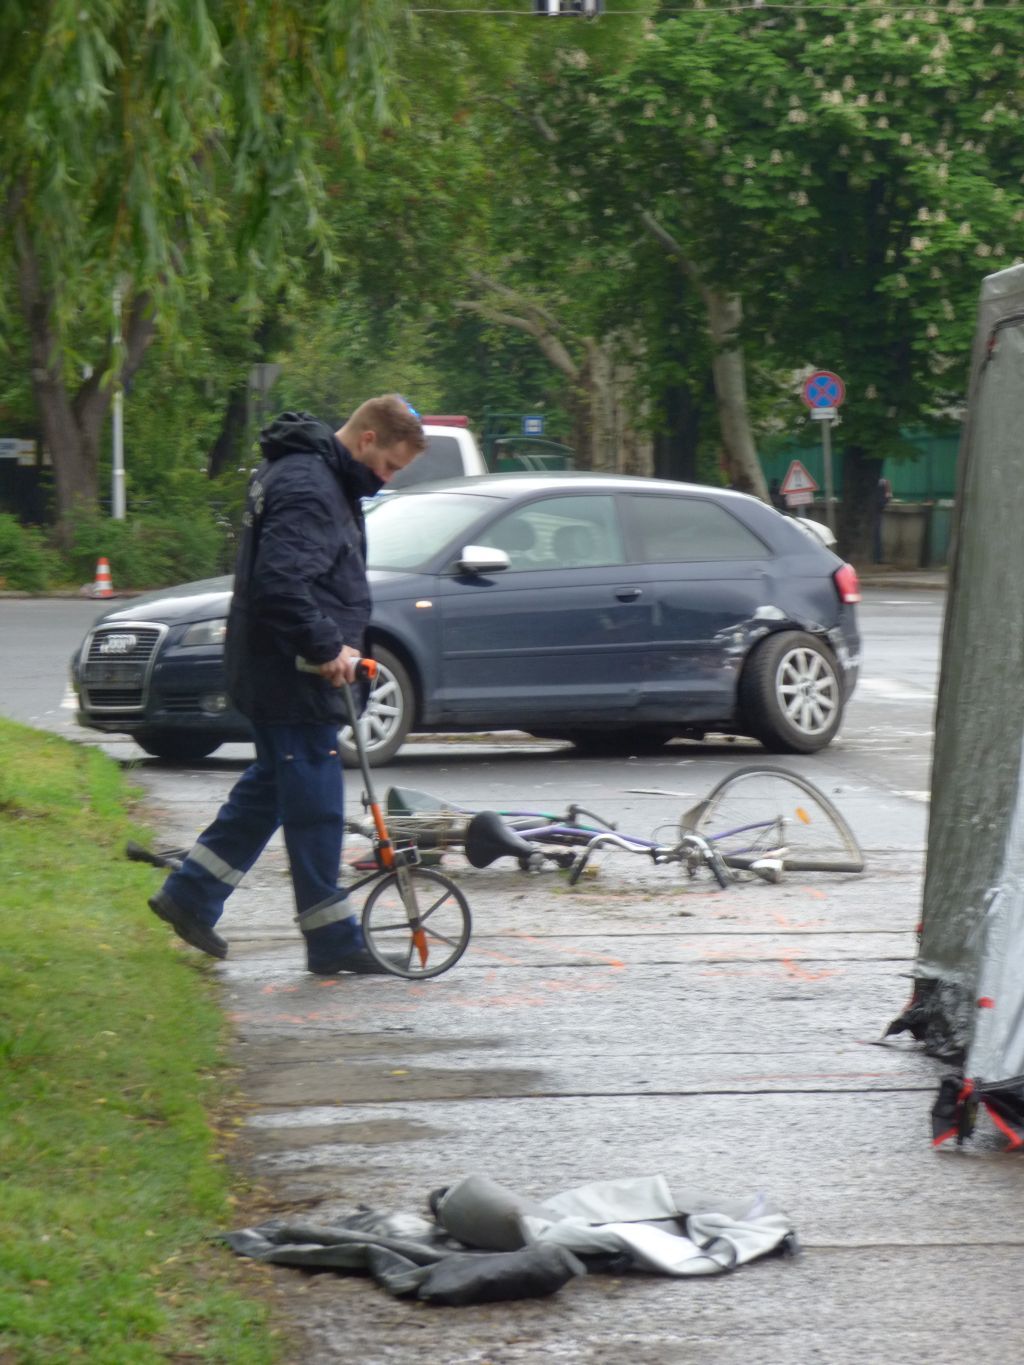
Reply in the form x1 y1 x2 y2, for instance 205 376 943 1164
348 394 427 453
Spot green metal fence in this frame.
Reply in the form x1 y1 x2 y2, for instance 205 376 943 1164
760 429 960 501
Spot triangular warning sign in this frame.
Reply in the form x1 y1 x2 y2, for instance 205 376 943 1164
780 459 819 495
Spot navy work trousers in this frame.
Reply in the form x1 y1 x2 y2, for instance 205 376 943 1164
162 722 357 947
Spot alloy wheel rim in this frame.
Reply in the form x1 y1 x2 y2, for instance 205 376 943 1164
341 663 403 752
775 647 839 736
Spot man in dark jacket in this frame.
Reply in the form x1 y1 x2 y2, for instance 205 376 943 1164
148 395 426 974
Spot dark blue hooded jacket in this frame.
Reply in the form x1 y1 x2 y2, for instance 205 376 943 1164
225 412 383 724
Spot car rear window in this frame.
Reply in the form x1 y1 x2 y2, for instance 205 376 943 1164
626 494 768 563
366 491 494 569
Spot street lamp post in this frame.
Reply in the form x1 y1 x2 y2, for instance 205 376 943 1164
111 285 126 520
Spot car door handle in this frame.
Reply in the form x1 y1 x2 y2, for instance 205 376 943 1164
615 587 643 602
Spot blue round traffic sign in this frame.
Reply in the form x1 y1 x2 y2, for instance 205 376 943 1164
802 370 845 409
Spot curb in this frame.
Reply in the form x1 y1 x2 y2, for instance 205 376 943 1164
0 590 146 600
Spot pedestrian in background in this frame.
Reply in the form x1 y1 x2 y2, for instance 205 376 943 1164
148 395 427 974
874 475 892 563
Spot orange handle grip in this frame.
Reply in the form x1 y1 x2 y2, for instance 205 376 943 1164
296 655 378 683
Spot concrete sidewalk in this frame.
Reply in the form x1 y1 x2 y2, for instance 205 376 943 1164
134 746 1024 1365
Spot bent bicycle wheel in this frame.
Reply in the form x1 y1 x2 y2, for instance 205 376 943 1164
361 867 472 979
680 765 864 874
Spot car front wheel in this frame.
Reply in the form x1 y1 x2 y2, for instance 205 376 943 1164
739 631 844 754
338 645 414 768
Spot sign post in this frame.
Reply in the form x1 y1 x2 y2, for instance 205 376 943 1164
800 370 845 535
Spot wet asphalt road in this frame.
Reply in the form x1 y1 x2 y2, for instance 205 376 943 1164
8 590 1011 1364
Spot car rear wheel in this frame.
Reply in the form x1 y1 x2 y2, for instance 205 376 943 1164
338 645 414 768
136 731 223 762
739 631 843 754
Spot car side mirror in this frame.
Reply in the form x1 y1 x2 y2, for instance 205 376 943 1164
455 545 510 575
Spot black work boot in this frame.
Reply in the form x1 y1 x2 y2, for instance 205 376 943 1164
298 896 398 975
148 889 228 960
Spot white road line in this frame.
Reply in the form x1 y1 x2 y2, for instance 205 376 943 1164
856 677 937 703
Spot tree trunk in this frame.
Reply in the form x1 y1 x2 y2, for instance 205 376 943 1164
456 279 652 477
636 215 765 499
15 225 155 532
836 444 882 563
585 336 653 477
208 382 250 479
704 289 768 499
652 380 702 483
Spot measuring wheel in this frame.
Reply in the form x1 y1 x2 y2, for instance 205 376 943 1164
361 865 472 979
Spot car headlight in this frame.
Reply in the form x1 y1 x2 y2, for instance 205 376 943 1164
181 619 227 648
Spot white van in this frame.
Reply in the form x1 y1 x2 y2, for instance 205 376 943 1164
388 416 488 490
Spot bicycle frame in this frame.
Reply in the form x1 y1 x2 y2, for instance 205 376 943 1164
343 764 862 893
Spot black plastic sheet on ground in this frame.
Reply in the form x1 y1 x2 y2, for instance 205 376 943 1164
225 1173 797 1306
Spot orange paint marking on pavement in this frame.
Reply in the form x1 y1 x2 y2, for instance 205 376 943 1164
771 911 828 931
779 952 838 982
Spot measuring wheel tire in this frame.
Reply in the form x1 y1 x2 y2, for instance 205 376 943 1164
360 867 472 979
338 645 414 768
739 631 844 754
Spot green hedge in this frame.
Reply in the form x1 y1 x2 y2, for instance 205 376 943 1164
0 509 233 594
0 514 61 592
65 511 232 589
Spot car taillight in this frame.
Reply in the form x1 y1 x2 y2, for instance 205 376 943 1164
833 562 861 604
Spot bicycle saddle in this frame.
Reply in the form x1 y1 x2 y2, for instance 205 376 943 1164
464 811 539 871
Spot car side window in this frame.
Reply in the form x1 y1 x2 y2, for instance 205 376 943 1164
479 495 625 571
627 494 768 563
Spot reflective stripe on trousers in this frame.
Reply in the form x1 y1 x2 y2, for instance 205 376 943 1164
161 721 347 928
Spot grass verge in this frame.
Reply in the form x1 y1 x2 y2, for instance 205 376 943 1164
0 719 278 1363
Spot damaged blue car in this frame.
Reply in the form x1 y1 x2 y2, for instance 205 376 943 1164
72 472 860 765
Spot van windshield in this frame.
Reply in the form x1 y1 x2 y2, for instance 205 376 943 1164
366 491 495 570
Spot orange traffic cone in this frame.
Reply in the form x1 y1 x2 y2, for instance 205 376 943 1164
93 557 113 598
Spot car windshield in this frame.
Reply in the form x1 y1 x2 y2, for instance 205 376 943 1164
366 491 495 570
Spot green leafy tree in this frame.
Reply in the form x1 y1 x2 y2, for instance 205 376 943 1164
0 0 406 529
541 2 1024 548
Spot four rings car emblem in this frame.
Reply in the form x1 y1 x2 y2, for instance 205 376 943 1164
98 633 138 655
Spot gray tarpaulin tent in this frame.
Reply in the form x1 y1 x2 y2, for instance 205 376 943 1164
887 263 1024 1148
